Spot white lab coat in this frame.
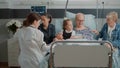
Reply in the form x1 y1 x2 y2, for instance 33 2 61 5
14 26 49 68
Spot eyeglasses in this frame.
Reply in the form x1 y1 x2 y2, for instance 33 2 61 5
76 20 84 22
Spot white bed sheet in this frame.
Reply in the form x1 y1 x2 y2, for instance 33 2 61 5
51 39 100 52
52 39 100 48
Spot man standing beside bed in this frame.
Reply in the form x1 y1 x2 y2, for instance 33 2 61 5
93 11 120 68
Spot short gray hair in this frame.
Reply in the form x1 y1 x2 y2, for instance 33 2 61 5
75 13 85 20
106 11 118 22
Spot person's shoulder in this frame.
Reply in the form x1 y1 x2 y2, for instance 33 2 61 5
116 23 120 28
84 26 92 31
103 23 108 26
49 24 55 27
25 26 41 34
49 24 55 30
32 28 44 38
27 26 36 31
101 23 108 29
116 23 120 26
35 28 43 33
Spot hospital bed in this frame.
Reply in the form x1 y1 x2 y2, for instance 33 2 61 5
49 40 113 68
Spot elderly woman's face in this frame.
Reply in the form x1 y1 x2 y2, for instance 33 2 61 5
41 16 49 26
106 18 115 27
76 15 85 26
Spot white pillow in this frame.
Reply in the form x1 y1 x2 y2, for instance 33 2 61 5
54 18 64 34
66 11 96 30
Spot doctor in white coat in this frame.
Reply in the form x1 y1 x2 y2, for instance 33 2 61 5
14 13 49 68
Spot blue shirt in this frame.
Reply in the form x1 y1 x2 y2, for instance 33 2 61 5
97 23 120 55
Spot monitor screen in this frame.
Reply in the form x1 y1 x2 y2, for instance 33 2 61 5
31 6 46 15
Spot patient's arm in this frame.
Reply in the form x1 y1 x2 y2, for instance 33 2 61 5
70 35 83 39
54 32 64 41
104 43 115 51
92 30 99 35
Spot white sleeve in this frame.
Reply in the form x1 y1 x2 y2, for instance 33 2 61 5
41 42 50 52
72 30 76 36
37 30 50 53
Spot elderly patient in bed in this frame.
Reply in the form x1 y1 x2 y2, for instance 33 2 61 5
54 19 83 41
53 13 98 47
74 13 95 40
54 19 94 45
54 13 96 41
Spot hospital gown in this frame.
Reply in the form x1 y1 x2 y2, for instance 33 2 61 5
75 27 94 40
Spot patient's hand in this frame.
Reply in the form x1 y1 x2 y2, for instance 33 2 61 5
54 33 64 41
92 30 99 35
104 43 115 51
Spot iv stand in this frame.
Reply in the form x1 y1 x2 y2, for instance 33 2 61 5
102 2 104 26
64 0 69 18
96 0 99 30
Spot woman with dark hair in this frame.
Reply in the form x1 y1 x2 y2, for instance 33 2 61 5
14 13 48 68
38 13 55 44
